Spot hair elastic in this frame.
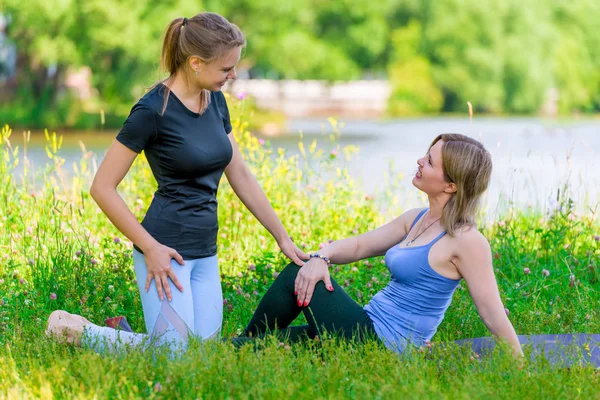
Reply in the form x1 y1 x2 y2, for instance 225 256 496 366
182 17 188 27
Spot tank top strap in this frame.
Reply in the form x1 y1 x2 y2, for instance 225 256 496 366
428 231 447 247
410 208 429 230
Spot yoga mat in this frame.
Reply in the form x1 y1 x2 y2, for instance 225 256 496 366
455 334 600 367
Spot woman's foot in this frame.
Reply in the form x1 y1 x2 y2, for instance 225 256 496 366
46 310 91 346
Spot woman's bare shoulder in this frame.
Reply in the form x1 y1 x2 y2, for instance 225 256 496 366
398 208 428 230
452 225 491 255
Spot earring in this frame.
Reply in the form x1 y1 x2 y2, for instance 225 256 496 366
194 70 198 76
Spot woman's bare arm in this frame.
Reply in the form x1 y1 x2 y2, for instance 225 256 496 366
455 229 523 357
90 140 184 301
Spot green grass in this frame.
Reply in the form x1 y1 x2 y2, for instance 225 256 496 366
1 98 599 398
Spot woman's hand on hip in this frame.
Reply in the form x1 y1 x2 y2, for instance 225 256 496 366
277 237 309 266
294 258 334 307
143 244 185 302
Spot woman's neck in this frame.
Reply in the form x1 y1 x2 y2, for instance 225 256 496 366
427 194 449 219
166 72 203 100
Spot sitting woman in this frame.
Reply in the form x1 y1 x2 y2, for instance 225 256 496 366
239 133 523 356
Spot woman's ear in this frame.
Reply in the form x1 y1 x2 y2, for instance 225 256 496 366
444 182 457 194
189 56 205 73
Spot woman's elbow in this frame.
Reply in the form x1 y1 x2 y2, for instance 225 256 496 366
90 179 112 204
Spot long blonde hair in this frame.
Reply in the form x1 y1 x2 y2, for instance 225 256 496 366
429 134 492 236
159 13 246 115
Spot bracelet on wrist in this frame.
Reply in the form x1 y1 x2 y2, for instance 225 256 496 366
309 253 331 266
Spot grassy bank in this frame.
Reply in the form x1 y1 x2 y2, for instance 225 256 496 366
0 97 598 398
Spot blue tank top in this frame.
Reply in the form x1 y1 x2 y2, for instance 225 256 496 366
364 209 462 353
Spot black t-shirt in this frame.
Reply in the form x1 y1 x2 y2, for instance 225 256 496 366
116 84 233 259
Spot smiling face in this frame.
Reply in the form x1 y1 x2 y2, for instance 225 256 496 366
189 46 242 92
412 139 456 196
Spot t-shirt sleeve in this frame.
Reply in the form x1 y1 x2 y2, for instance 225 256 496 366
216 91 232 134
116 104 157 153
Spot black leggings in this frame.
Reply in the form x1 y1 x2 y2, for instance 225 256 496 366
239 262 377 344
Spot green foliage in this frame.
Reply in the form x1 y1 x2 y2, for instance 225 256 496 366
1 0 600 124
387 22 443 115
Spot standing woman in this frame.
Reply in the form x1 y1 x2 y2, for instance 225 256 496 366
46 13 307 352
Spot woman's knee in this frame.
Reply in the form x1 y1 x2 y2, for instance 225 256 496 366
278 262 302 280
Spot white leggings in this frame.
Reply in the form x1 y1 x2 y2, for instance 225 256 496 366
82 249 223 353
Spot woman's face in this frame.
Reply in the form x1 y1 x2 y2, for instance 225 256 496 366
412 140 454 195
193 46 241 92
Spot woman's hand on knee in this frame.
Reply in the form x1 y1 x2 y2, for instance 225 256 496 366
294 258 334 307
143 244 185 302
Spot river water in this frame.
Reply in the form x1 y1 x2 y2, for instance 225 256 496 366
8 117 600 216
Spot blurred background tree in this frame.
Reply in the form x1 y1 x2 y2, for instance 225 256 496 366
1 0 599 128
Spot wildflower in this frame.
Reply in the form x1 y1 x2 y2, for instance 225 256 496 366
113 237 121 244
28 259 34 265
351 267 358 272
542 269 550 277
258 138 265 146
236 92 247 100
498 221 506 227
90 259 97 265
330 149 338 158
237 272 243 278
154 382 162 392
19 278 25 285
0 299 4 306
563 243 570 250
75 251 82 257
80 296 87 305
569 275 576 287
493 252 500 260
504 308 510 316
0 279 3 284
253 291 259 296
50 293 57 300
523 268 531 275
366 282 372 288
594 235 600 242
223 299 228 306
108 285 115 292
328 239 334 244
272 271 279 278
248 264 256 271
